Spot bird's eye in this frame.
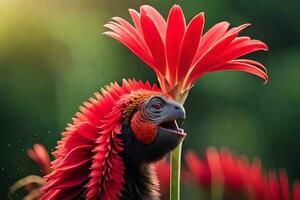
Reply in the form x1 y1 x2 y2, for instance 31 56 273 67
152 102 162 109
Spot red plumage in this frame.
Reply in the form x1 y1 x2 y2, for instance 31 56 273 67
130 112 158 144
41 79 161 200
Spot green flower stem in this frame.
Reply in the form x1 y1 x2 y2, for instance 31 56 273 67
211 183 223 200
170 142 182 200
169 87 189 200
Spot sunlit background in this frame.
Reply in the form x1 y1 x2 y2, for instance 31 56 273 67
1 0 299 199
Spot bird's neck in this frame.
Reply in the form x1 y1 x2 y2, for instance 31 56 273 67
120 159 160 200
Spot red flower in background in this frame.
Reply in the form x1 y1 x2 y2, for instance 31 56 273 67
185 147 300 200
155 147 300 200
27 143 52 175
10 144 51 200
104 5 268 102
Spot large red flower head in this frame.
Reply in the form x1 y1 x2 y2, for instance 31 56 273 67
104 5 268 102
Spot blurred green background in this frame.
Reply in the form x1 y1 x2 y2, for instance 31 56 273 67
0 0 299 199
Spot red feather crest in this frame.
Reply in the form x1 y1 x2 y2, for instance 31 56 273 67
41 79 160 200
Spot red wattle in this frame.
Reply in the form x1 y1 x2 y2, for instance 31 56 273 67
131 112 158 144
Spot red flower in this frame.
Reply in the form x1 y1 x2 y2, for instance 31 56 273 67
10 144 51 200
27 143 52 175
184 147 300 200
154 148 300 200
104 5 268 102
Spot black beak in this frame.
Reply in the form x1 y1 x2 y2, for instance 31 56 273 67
157 100 186 138
169 100 186 122
157 100 186 124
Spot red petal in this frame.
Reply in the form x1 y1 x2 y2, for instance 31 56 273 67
268 171 280 200
129 9 143 36
193 21 230 64
103 22 153 67
195 23 250 69
27 143 51 174
165 5 186 85
140 5 166 37
140 14 167 75
187 24 252 86
219 149 245 190
206 60 268 81
206 147 223 183
177 12 204 81
112 17 149 53
293 182 300 200
217 39 268 65
279 170 290 200
185 151 207 183
235 59 267 72
185 151 211 186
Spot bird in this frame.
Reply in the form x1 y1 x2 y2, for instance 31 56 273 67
13 4 269 200
40 79 186 200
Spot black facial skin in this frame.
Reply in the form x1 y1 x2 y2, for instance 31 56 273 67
119 95 186 200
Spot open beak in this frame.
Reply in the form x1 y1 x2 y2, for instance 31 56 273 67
158 100 186 138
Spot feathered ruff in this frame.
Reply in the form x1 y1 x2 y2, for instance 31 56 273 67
41 79 160 200
104 5 268 96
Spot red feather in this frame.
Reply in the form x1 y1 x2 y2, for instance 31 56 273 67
41 79 160 200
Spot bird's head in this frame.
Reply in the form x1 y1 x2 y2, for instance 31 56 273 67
120 90 186 164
